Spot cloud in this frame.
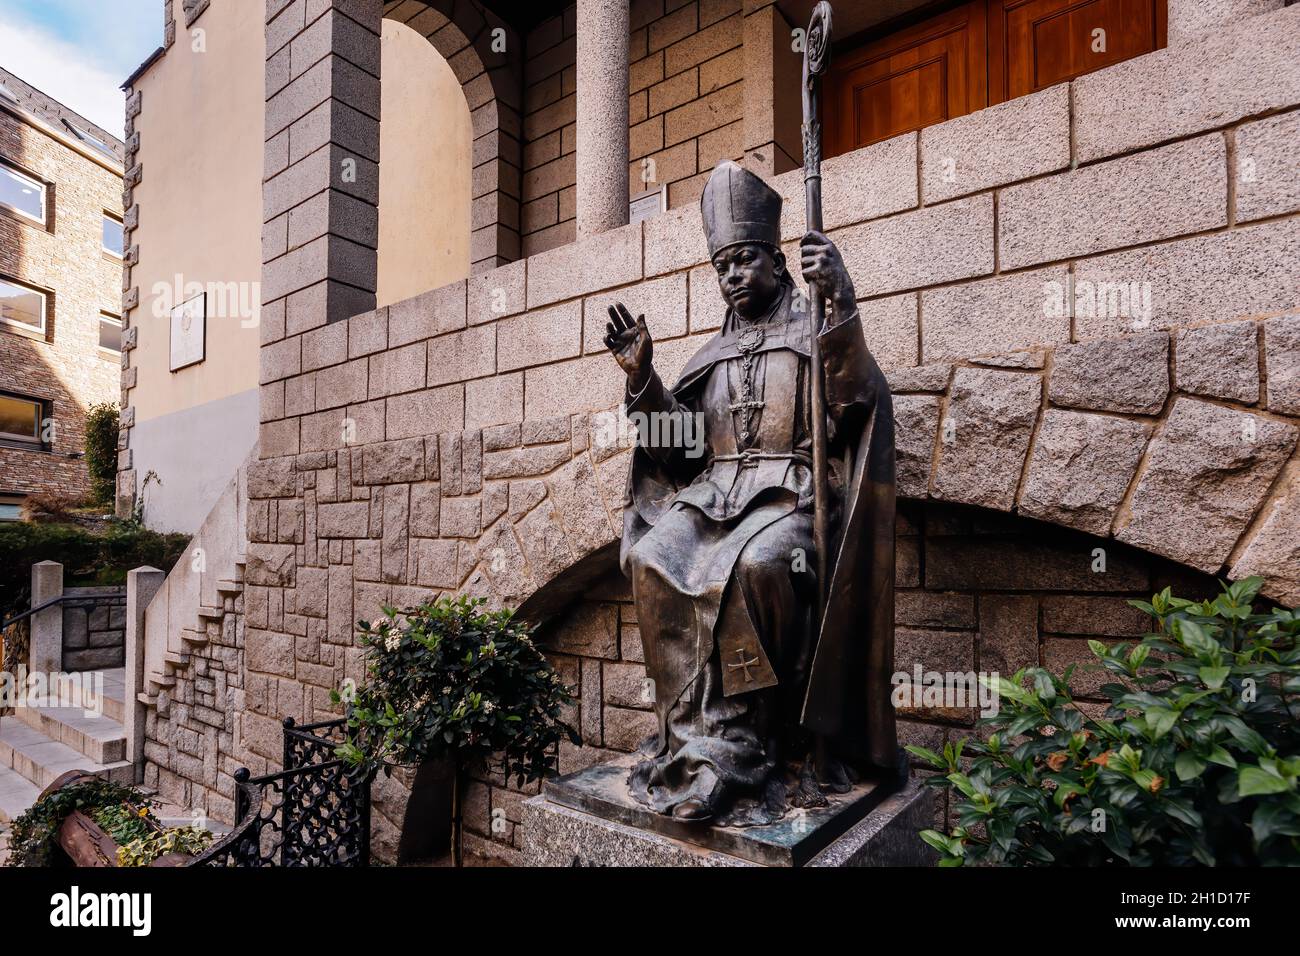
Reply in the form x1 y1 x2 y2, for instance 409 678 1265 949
0 17 132 137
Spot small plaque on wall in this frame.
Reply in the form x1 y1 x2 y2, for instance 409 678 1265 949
170 292 206 371
629 185 667 225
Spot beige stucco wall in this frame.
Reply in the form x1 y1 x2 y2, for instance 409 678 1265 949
129 5 472 530
131 0 266 425
376 17 472 307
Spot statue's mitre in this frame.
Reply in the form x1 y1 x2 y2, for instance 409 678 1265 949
700 159 782 259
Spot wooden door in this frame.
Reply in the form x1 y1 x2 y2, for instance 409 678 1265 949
823 1 988 158
988 0 1166 103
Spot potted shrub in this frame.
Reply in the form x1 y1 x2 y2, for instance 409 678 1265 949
7 773 213 867
333 595 579 866
908 577 1300 866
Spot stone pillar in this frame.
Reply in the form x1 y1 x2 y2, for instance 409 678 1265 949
261 0 382 339
124 566 166 779
743 2 802 177
575 0 630 238
30 561 63 675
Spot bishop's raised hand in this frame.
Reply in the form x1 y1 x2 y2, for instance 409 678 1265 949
604 301 654 394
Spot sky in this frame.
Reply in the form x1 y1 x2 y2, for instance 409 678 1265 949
0 0 162 137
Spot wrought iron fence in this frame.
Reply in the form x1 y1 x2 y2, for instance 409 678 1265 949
194 717 373 867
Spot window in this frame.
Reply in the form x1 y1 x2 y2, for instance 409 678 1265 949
0 277 47 334
988 0 1165 104
0 160 46 224
0 494 25 522
102 213 124 257
0 393 45 448
98 313 122 353
823 0 1166 156
825 2 987 156
62 119 116 160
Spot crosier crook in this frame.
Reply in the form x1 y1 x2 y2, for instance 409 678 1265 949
802 1 836 781
802 1 833 625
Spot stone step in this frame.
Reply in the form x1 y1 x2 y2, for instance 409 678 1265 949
137 692 157 707
146 671 175 689
197 605 224 621
101 668 127 724
180 628 209 648
11 705 126 764
0 764 40 824
216 579 242 595
40 668 126 724
0 721 132 791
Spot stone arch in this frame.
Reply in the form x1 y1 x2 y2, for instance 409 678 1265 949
448 421 631 624
382 0 522 273
445 328 1300 629
888 331 1300 606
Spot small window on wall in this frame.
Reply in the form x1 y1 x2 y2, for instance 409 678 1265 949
102 214 124 257
0 160 46 225
0 494 26 521
62 119 116 160
0 393 46 449
0 276 47 335
99 313 122 353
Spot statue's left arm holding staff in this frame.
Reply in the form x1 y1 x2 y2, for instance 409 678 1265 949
800 229 887 442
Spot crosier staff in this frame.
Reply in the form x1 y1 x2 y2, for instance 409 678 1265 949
802 2 833 621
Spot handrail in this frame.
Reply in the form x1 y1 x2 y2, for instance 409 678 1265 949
0 591 126 633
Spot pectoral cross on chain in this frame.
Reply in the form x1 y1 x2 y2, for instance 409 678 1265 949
727 647 761 683
730 325 766 447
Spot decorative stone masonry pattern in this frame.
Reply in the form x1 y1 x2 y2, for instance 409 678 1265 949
62 587 128 672
115 65 146 516
141 0 1300 860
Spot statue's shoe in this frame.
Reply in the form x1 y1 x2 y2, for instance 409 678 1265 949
670 798 715 822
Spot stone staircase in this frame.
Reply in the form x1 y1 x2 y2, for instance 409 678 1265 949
138 558 245 708
133 451 251 725
0 667 132 823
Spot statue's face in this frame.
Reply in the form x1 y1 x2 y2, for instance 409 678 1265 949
712 243 785 320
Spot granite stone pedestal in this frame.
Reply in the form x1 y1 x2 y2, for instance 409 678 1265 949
522 754 937 867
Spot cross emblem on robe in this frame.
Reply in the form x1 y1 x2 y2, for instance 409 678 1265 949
727 647 761 682
728 397 765 416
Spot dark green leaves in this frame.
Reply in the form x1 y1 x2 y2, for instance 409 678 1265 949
335 594 578 789
915 577 1299 868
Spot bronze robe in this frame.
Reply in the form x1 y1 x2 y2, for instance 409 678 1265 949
620 283 898 824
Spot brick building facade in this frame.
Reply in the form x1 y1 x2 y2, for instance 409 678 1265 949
0 67 124 513
123 0 1300 864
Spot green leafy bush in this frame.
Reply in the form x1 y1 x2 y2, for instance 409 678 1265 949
909 577 1300 867
91 801 155 847
335 595 579 787
84 403 119 507
0 520 187 622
